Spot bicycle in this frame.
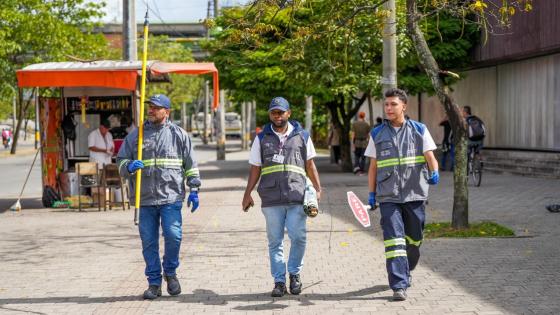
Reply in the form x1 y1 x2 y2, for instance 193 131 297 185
467 144 482 187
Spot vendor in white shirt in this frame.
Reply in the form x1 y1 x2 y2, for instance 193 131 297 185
88 119 114 168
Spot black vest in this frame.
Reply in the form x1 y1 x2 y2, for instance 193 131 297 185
257 121 308 207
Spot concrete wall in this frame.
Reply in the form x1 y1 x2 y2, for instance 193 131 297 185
357 53 560 152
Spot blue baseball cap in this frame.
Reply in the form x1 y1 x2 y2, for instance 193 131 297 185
268 97 290 112
146 94 171 109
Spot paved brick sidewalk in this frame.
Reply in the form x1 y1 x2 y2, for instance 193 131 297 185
0 144 559 314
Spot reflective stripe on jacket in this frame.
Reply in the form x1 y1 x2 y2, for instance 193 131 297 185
257 121 308 207
117 120 200 206
371 119 429 203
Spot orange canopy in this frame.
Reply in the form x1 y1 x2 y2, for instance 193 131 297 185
16 60 220 109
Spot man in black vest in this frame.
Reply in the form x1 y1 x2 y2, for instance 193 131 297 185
242 97 322 297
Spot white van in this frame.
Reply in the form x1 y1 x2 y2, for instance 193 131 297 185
190 112 211 137
225 112 241 137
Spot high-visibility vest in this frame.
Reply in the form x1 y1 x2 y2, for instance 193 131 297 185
257 121 309 207
371 119 430 203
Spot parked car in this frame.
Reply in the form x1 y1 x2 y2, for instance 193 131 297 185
190 112 211 138
225 112 241 138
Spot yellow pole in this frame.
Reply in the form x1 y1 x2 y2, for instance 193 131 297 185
134 12 150 225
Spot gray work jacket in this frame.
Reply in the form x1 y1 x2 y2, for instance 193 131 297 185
117 120 200 206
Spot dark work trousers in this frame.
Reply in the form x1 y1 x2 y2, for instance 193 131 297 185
379 201 426 290
354 147 366 172
332 145 341 164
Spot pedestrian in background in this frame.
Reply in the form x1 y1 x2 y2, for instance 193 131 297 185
373 116 383 128
352 111 370 175
88 119 114 169
365 88 439 301
242 96 322 297
439 115 454 171
327 122 341 164
117 94 201 300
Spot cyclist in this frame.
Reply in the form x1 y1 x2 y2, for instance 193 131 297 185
462 105 485 160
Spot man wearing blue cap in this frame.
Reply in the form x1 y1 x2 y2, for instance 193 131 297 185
117 94 201 300
242 96 322 297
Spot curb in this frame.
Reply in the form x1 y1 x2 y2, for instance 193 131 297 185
0 147 38 158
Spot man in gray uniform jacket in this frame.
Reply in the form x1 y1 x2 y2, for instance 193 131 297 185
117 94 201 300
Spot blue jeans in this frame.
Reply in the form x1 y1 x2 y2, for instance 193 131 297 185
261 205 307 283
441 143 455 171
139 201 183 286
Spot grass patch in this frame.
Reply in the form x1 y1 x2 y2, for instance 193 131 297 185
425 221 515 238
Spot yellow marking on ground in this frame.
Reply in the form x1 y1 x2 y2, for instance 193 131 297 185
340 242 349 247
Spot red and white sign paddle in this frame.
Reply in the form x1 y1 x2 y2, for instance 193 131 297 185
347 191 371 228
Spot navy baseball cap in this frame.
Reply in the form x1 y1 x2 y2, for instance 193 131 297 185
268 97 290 112
146 94 171 109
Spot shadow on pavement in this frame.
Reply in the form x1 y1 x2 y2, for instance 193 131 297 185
0 284 391 309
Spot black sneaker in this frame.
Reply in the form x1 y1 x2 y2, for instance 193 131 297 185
289 274 302 295
164 274 182 296
271 282 287 297
143 285 162 300
393 288 407 301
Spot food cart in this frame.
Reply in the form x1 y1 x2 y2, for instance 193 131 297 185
16 60 219 206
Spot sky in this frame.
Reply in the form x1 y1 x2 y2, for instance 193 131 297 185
89 0 249 23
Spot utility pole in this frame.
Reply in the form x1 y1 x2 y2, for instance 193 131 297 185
241 101 246 149
206 0 212 38
216 90 226 160
382 0 397 93
123 0 137 61
213 0 219 19
203 81 209 145
181 102 187 130
35 88 39 149
12 91 16 131
305 96 313 137
247 101 253 148
250 101 256 135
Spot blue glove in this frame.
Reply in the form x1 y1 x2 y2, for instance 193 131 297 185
127 160 144 173
368 192 376 209
428 170 439 185
187 191 199 212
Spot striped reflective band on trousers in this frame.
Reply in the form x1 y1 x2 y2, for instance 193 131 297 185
260 164 306 176
405 235 422 246
383 236 423 259
384 237 407 259
377 156 426 168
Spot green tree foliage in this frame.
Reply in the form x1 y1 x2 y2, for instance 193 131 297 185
206 0 487 171
0 0 108 112
139 36 202 115
398 8 479 95
0 0 109 153
206 1 387 170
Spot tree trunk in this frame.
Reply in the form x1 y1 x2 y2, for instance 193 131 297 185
406 0 469 228
10 88 35 155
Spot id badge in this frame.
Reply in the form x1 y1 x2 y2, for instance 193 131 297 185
272 154 285 163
